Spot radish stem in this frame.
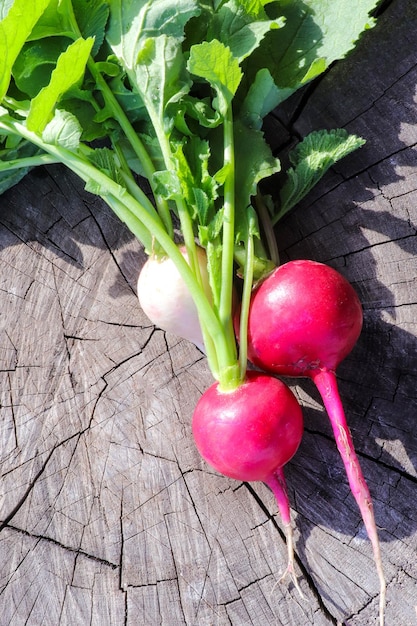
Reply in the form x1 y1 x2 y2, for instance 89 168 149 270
0 152 60 170
218 106 240 389
238 227 254 380
255 190 280 267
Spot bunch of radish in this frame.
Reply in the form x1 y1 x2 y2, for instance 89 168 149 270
0 1 386 622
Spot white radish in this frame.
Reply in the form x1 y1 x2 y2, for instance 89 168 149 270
137 245 210 352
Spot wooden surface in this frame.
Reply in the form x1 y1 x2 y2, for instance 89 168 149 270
1 1 416 624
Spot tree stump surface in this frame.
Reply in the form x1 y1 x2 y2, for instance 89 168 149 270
1 1 416 624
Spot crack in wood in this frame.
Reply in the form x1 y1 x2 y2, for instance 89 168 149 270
86 204 137 297
3 524 118 570
0 448 56 531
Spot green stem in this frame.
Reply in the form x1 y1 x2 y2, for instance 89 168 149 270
0 153 60 171
255 190 280 266
86 61 153 179
77 142 165 236
118 170 165 237
217 107 240 389
238 220 255 381
112 140 138 184
87 60 174 239
102 192 154 253
220 109 235 325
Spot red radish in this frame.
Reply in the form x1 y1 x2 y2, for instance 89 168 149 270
137 245 210 352
243 259 385 624
192 370 304 593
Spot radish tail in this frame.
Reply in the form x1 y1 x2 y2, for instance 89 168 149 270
265 468 304 598
312 369 386 626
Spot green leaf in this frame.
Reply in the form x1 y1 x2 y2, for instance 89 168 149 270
178 138 218 223
42 108 82 149
187 40 242 116
239 0 275 18
207 0 284 62
28 0 109 55
154 138 218 226
233 119 281 212
60 94 107 142
0 164 29 193
135 35 191 134
246 0 381 108
107 0 200 70
0 0 51 100
276 129 366 220
153 168 182 202
72 0 110 55
105 23 190 219
238 68 281 129
105 72 148 124
26 37 94 134
213 162 232 186
95 60 120 77
87 145 125 186
108 0 198 143
106 0 200 156
199 208 225 245
12 36 73 97
0 137 43 193
234 203 260 245
176 96 222 131
198 209 225 311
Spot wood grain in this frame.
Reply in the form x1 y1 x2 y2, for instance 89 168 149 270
1 1 416 624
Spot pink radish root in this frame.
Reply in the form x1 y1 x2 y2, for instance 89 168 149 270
265 467 304 598
312 369 386 625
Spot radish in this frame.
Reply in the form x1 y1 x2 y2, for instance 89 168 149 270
243 259 386 624
137 245 211 352
192 370 304 593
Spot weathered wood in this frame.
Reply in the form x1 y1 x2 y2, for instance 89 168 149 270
1 0 417 624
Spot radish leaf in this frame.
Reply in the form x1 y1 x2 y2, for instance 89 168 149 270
106 0 199 71
238 68 281 130
207 0 285 62
71 0 109 55
27 37 94 134
0 0 382 392
135 35 191 134
244 0 381 109
275 129 366 221
0 139 45 193
42 108 82 149
12 37 73 98
233 120 281 209
187 40 242 116
0 0 50 99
